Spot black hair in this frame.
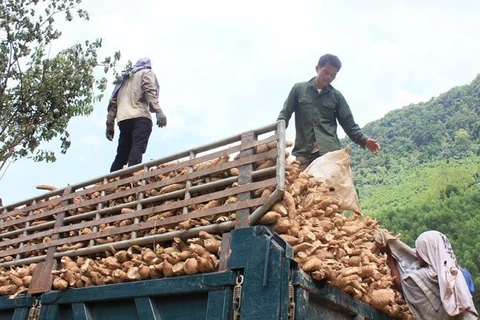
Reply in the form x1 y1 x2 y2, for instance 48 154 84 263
317 54 342 70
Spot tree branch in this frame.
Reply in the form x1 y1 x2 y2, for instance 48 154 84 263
0 39 15 106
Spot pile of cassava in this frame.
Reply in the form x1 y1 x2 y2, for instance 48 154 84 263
0 142 412 319
258 159 413 319
0 233 222 298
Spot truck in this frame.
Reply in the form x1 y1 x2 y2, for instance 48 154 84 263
0 121 393 319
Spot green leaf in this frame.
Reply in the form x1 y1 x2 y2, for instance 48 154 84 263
0 0 120 169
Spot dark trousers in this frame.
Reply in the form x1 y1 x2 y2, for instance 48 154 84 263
296 152 320 171
110 117 152 172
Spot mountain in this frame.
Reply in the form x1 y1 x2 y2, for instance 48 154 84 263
343 74 480 301
350 74 480 183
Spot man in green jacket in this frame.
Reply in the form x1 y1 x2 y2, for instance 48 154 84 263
277 54 381 170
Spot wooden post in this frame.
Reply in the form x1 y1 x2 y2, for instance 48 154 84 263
235 132 255 229
28 187 71 295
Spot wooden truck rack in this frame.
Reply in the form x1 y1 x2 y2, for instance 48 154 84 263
0 121 286 295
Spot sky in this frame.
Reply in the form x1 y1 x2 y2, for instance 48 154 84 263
2 0 480 206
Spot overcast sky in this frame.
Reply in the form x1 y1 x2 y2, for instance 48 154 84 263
1 0 480 206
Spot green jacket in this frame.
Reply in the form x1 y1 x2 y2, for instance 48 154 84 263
277 77 368 157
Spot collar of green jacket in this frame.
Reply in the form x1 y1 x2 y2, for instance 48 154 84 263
306 77 335 93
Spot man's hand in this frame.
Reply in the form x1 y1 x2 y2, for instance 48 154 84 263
106 121 115 141
156 111 167 128
365 138 381 154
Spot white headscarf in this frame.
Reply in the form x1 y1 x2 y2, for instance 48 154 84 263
110 58 159 100
415 230 476 316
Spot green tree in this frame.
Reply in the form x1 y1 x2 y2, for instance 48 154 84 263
453 128 472 157
343 73 480 307
0 0 120 173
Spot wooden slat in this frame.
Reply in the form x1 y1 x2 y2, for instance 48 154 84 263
28 259 57 295
218 233 232 271
0 197 266 257
65 147 277 211
235 132 255 228
0 178 275 257
0 133 279 219
28 189 70 294
0 124 282 263
59 148 276 212
0 177 277 251
0 148 278 231
0 194 65 219
28 188 71 295
88 133 277 198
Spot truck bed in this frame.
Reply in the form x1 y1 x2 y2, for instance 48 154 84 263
0 122 394 319
0 226 391 320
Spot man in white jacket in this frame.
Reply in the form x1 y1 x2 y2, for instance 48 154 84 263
106 58 167 172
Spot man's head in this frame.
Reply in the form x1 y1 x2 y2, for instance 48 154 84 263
315 54 342 89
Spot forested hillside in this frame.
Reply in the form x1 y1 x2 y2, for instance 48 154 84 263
344 74 480 300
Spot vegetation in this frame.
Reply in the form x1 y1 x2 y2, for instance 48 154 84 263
344 74 480 303
0 0 120 174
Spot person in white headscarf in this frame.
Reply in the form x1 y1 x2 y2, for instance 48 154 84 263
375 230 478 320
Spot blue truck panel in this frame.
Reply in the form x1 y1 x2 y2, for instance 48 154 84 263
0 226 392 320
0 296 34 320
